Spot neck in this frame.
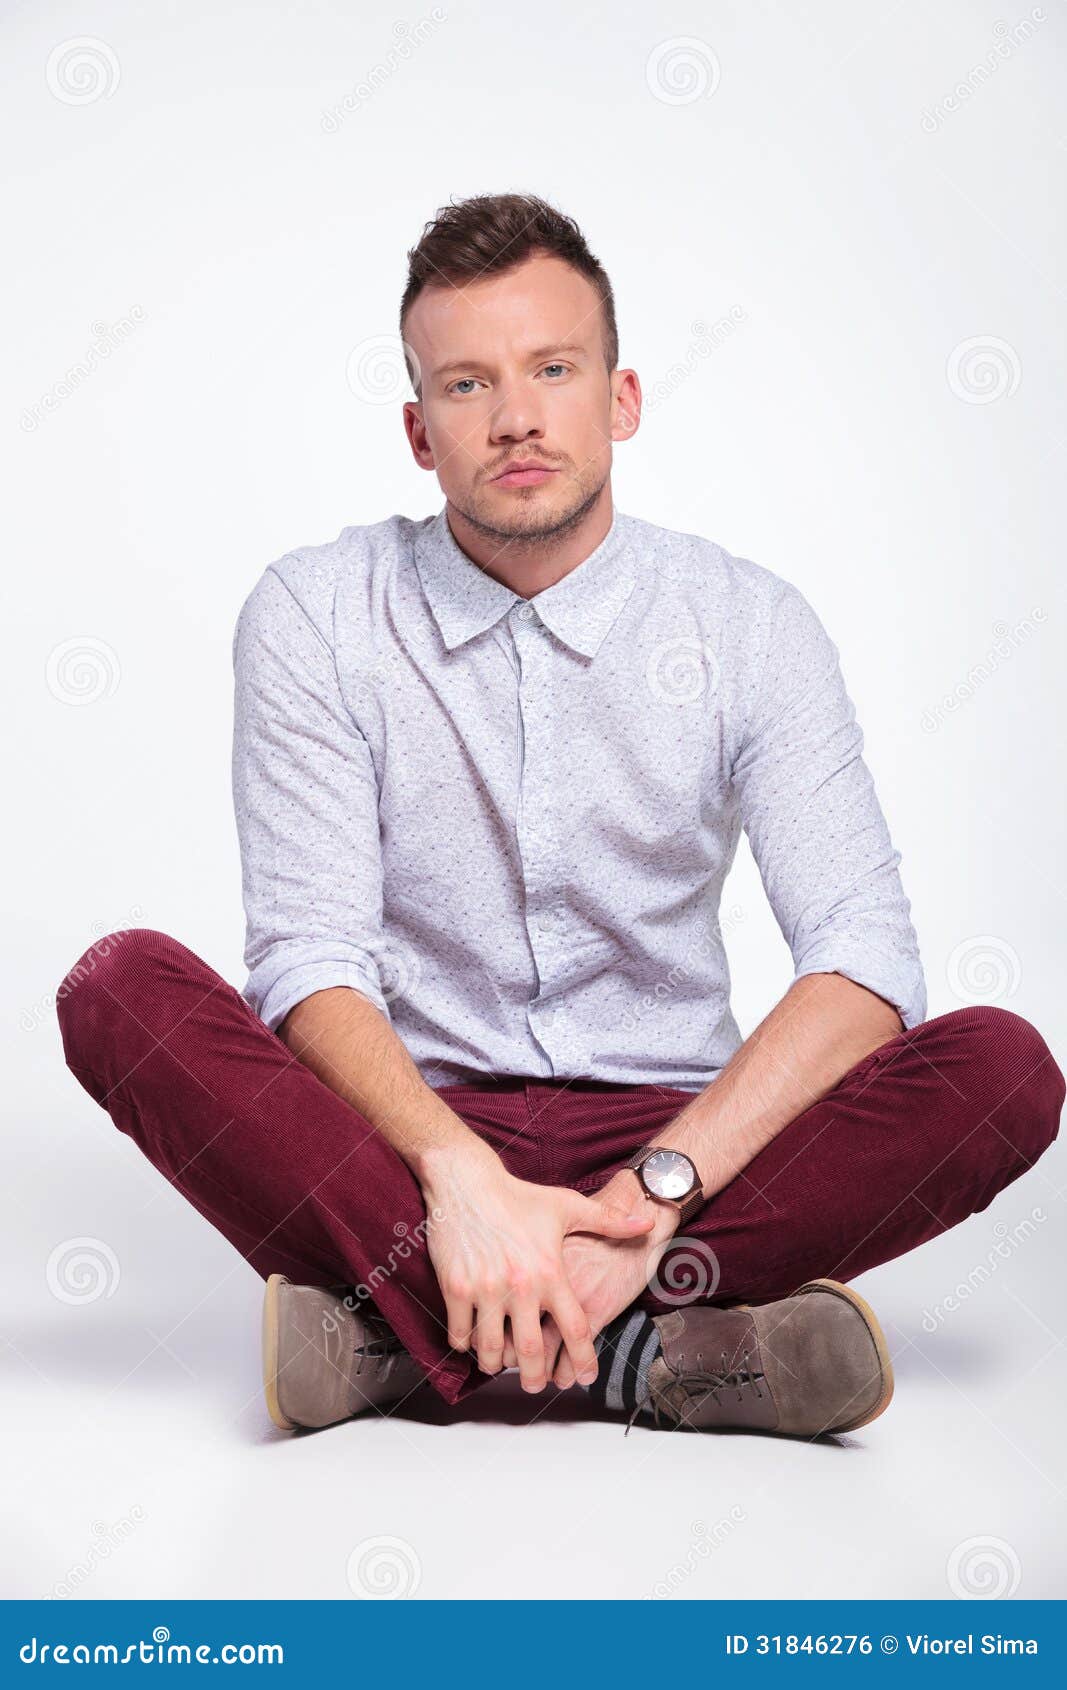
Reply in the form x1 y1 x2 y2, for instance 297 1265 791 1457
444 483 614 598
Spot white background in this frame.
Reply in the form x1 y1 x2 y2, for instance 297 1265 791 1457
4 0 1065 1601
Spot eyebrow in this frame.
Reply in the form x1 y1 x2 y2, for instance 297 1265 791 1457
431 342 589 381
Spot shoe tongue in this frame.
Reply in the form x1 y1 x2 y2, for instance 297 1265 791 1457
359 1313 402 1352
652 1310 686 1345
646 1355 675 1397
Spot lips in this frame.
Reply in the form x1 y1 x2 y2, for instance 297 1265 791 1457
492 462 559 486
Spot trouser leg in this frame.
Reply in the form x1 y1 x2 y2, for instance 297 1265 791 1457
54 927 521 1404
623 1005 1064 1311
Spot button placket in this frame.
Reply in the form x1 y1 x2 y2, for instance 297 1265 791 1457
512 606 572 1070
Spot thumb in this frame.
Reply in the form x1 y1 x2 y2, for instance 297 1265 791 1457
571 1193 656 1239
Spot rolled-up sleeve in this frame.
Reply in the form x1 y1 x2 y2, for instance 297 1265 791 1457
231 564 391 1033
730 582 926 1030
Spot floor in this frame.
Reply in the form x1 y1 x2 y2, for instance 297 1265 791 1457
4 1123 1064 1602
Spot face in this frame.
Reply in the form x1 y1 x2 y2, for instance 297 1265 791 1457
402 251 640 547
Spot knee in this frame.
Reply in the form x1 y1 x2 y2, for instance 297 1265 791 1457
55 927 177 1065
56 926 173 1010
970 1005 1064 1164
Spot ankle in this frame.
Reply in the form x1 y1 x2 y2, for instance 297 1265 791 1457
586 1309 661 1415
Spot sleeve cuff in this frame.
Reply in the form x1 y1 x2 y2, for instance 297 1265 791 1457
791 941 927 1032
246 952 392 1034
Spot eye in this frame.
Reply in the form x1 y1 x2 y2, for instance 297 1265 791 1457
448 378 481 396
541 363 568 379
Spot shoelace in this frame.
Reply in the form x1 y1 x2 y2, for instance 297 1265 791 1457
624 1347 765 1435
353 1311 407 1383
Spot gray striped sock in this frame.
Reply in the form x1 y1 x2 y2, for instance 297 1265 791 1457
588 1310 661 1413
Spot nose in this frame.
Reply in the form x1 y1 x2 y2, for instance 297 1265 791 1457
489 389 547 446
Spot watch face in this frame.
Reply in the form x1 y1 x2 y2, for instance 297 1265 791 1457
641 1148 697 1201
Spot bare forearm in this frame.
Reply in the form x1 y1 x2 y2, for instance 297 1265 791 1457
277 986 492 1183
651 972 902 1201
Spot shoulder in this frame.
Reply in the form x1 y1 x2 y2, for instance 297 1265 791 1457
623 511 818 642
232 514 415 648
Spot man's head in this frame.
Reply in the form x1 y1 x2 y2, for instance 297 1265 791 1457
400 193 639 551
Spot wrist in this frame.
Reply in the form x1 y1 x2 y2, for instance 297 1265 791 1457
622 1139 707 1231
606 1169 681 1245
412 1129 500 1196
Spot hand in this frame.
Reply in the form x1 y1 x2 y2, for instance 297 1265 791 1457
503 1172 680 1385
420 1146 656 1393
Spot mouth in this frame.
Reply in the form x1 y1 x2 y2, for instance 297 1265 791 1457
491 462 560 488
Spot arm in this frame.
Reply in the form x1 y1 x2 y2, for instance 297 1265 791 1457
658 578 924 1183
232 564 652 1389
729 580 926 1035
613 968 902 1212
538 970 901 1387
540 580 925 1382
231 564 396 1038
276 982 494 1182
232 566 486 1179
278 982 652 1386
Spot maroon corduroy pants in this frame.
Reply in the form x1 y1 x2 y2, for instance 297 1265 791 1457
55 928 1063 1405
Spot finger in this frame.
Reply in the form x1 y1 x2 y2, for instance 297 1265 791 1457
445 1294 474 1355
473 1297 506 1376
502 1333 518 1369
569 1194 656 1240
509 1297 549 1393
554 1349 578 1390
540 1315 563 1378
546 1282 597 1385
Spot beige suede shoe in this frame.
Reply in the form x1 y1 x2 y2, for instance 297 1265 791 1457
633 1278 893 1437
262 1274 426 1431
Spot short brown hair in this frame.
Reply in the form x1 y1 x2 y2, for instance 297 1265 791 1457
400 192 618 394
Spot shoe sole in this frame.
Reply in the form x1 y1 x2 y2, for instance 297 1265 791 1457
795 1277 895 1433
262 1272 297 1431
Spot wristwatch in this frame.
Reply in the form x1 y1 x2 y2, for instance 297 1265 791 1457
624 1142 704 1226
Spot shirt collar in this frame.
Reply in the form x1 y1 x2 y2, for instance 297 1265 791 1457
413 503 638 659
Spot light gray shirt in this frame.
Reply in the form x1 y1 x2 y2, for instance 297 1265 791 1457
231 505 925 1092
